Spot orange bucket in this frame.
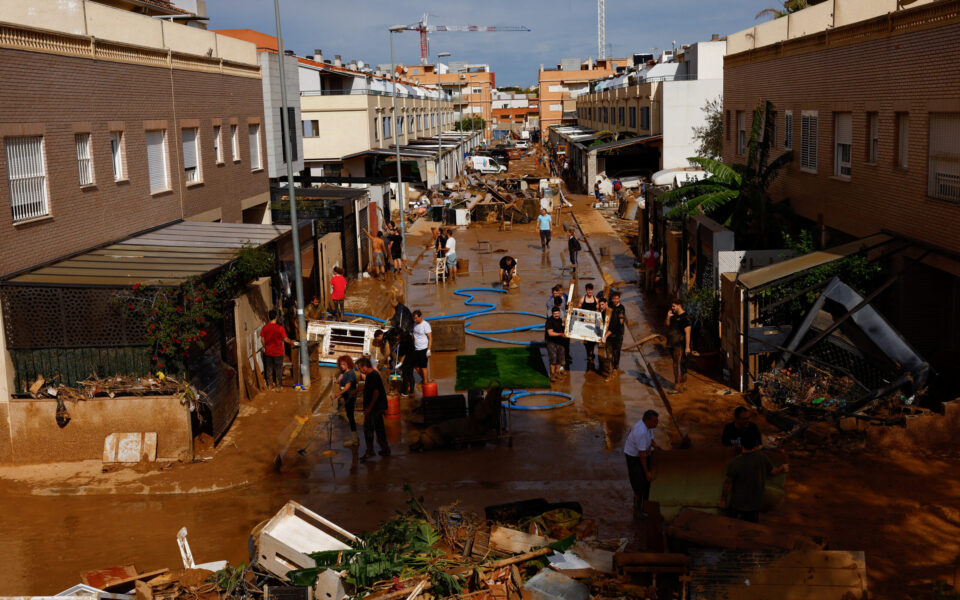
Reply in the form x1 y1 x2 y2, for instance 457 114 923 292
386 393 401 419
422 381 438 398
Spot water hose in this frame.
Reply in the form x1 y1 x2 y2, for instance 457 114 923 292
502 389 574 411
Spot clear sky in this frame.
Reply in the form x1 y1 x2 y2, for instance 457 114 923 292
210 0 780 87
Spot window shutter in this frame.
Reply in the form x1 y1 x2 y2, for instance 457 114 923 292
248 124 261 169
182 128 198 170
835 113 852 145
809 115 818 169
928 113 960 201
146 130 168 193
75 133 93 185
5 136 48 222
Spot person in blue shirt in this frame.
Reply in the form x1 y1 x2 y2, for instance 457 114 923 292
537 208 552 251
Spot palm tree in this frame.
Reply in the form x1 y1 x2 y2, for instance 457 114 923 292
755 0 825 20
658 100 793 249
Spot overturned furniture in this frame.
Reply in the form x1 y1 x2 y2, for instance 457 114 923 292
306 320 378 365
255 500 357 580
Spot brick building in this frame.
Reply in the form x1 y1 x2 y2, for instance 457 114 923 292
406 62 496 141
538 57 629 137
722 0 960 388
0 0 269 278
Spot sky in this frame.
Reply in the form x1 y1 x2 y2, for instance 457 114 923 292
210 0 780 88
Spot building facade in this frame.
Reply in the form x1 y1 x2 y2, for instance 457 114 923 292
538 57 628 136
0 0 268 278
405 63 496 141
722 0 960 388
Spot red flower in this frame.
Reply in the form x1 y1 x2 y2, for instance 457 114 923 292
133 283 141 291
199 330 207 337
175 306 183 312
152 356 158 361
127 304 134 310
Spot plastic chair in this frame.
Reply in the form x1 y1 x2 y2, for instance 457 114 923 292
428 256 447 283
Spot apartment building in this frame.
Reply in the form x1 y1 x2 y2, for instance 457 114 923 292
215 30 305 193
722 0 960 386
297 55 476 187
406 62 496 141
0 0 268 279
491 92 539 137
538 57 629 136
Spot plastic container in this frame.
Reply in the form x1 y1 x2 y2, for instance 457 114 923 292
386 392 401 419
422 381 438 398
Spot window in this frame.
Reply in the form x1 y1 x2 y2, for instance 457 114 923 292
736 111 746 155
398 115 404 135
280 107 297 163
182 127 200 183
248 123 261 170
784 111 793 149
768 110 778 147
213 125 222 164
230 124 239 161
472 87 483 94
619 107 625 126
4 135 49 222
417 115 422 131
408 115 414 132
145 129 169 194
800 111 818 172
548 85 564 93
373 117 379 141
383 116 392 138
896 112 909 169
110 131 126 180
302 120 319 138
641 107 650 130
725 110 731 141
432 114 436 128
834 112 852 178
866 112 879 163
549 104 562 112
928 112 960 202
629 106 636 128
75 133 94 186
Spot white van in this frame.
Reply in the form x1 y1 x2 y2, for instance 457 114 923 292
470 155 507 174
515 140 529 149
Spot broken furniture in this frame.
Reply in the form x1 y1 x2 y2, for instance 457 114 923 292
256 500 357 580
306 320 378 365
176 526 228 572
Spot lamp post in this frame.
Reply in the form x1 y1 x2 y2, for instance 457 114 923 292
389 25 408 302
435 51 450 190
273 0 310 388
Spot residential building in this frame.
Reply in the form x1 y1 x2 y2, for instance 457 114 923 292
722 0 960 391
0 0 268 279
538 57 629 136
215 30 305 192
491 92 539 138
405 62 496 141
555 41 725 189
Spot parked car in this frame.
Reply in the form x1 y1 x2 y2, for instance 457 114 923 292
515 140 529 150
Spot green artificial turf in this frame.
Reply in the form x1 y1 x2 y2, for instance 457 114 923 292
455 346 551 390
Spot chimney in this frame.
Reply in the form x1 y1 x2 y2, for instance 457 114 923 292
711 33 719 41
349 60 358 71
334 55 342 67
314 48 323 62
284 50 294 56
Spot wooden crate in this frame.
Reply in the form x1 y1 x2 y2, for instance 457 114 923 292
432 319 466 352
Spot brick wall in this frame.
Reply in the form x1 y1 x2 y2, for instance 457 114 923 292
0 48 269 276
722 18 960 265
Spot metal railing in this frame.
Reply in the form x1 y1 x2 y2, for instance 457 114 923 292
301 88 452 101
590 73 698 94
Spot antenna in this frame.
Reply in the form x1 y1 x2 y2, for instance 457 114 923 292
598 0 606 59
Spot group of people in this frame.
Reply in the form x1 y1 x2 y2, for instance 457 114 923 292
330 354 390 460
542 283 627 381
362 220 405 280
432 227 459 281
625 406 788 523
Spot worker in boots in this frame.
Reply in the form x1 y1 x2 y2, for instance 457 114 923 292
596 297 612 379
603 291 627 377
356 357 390 460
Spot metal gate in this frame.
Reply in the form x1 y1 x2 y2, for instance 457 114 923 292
342 199 359 277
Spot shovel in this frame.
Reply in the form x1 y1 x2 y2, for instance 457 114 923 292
625 334 691 449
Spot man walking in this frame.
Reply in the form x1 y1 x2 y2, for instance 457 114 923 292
666 298 692 393
260 309 297 391
603 291 626 375
330 266 347 321
356 357 390 460
387 221 404 273
567 229 582 271
577 284 600 371
624 409 659 516
537 208 552 251
544 306 567 381
722 431 788 522
412 310 433 385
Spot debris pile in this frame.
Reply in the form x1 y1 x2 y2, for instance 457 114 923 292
24 373 188 400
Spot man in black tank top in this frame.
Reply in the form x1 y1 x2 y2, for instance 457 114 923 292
577 284 600 371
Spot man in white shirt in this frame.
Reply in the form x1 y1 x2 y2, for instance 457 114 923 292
444 228 458 281
624 409 659 516
537 208 552 250
412 310 433 385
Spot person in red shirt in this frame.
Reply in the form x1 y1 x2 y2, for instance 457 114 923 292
330 266 347 321
260 309 296 391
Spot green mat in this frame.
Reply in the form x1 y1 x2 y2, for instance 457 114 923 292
455 346 551 390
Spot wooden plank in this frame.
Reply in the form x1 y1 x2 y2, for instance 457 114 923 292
80 564 138 589
488 526 554 554
102 569 170 593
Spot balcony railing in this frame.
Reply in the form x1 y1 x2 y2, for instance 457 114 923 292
301 88 453 101
590 73 698 94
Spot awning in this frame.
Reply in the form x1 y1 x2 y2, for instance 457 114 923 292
2 221 291 288
342 148 441 160
738 234 893 290
590 134 663 153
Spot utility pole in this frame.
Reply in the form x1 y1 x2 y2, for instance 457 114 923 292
389 25 408 303
273 0 310 388
436 51 450 190
598 0 606 60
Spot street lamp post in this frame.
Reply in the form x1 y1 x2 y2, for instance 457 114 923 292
272 0 310 388
389 25 408 302
436 51 450 190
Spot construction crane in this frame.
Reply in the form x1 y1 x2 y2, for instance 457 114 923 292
598 0 606 59
400 14 531 65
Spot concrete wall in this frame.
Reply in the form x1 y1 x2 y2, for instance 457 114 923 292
2 395 191 464
260 53 304 180
662 79 724 169
0 0 257 64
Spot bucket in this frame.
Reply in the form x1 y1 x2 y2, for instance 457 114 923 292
386 393 401 419
457 258 469 274
422 381 438 398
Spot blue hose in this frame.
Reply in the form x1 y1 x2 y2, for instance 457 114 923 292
502 389 575 411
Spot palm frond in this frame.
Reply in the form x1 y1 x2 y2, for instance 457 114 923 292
761 149 794 188
688 156 742 186
665 188 739 219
